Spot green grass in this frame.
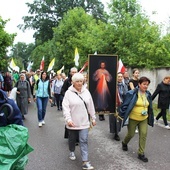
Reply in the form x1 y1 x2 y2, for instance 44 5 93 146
153 104 170 121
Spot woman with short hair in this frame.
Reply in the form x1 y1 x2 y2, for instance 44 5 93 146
62 73 96 170
119 77 154 163
15 73 31 120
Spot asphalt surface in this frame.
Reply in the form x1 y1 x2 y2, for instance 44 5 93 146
24 102 170 170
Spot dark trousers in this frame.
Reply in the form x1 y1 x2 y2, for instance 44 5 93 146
54 93 62 109
64 126 79 142
68 130 79 152
156 108 168 126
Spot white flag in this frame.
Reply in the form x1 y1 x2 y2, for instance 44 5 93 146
74 47 79 66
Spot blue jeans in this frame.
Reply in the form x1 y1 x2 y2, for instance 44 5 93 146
36 97 48 122
69 128 89 161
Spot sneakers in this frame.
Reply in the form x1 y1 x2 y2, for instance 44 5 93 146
82 161 94 170
138 154 148 162
135 128 138 133
154 119 158 125
69 152 76 160
122 141 128 151
39 121 45 127
165 125 170 130
38 122 42 127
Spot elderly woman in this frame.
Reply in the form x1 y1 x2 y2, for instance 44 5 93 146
109 72 128 141
15 73 31 120
119 77 154 163
62 73 96 170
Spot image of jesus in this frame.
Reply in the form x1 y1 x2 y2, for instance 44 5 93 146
93 61 112 112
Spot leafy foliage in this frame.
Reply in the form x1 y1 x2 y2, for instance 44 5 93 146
19 0 108 44
42 8 114 73
28 7 109 72
3 0 170 72
30 41 54 71
0 17 15 70
108 0 170 68
27 1 170 71
9 42 36 70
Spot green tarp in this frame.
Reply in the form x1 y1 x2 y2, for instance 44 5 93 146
0 124 34 170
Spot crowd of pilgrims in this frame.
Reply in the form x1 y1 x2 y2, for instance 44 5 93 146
0 69 67 118
1 68 170 130
0 67 170 168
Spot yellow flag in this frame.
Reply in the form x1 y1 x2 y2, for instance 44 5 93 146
57 65 64 74
9 58 16 70
47 58 55 72
74 47 79 66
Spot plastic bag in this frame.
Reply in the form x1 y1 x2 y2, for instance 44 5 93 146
0 124 34 170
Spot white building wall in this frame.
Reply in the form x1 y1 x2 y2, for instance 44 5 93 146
128 67 170 102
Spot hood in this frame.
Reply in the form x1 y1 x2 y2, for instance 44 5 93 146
0 89 8 104
68 84 86 94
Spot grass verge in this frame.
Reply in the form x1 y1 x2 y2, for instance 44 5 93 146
153 104 170 121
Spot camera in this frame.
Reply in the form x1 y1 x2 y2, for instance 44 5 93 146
141 110 147 116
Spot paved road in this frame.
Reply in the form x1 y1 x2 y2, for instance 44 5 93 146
24 102 170 170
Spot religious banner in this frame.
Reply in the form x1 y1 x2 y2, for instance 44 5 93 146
88 54 118 114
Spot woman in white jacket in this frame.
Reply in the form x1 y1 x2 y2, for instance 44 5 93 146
62 73 96 170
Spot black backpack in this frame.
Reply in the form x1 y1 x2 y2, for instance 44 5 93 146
0 103 13 121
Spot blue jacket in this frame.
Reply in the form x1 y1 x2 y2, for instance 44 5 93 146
119 88 154 127
36 79 51 98
0 89 23 127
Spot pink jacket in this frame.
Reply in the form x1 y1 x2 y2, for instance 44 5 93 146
62 85 96 130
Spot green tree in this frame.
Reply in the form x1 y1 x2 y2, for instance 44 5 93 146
30 40 54 71
29 7 112 72
0 17 15 70
10 42 35 70
29 0 170 71
19 0 108 44
51 7 112 71
108 0 170 68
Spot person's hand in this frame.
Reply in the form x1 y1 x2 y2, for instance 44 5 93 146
28 98 31 103
92 120 96 126
114 112 119 118
33 97 36 102
16 91 20 94
67 121 75 127
49 99 52 103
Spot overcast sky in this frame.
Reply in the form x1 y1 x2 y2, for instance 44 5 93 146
0 0 170 44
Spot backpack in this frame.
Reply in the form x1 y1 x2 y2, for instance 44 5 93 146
0 103 13 127
0 103 13 119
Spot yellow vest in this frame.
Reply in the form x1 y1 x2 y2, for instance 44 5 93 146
129 92 149 121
